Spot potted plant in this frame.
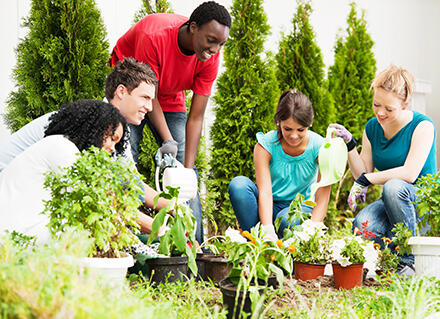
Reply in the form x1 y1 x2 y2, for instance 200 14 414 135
44 147 143 284
145 186 198 283
218 224 293 319
408 172 440 279
330 223 374 289
283 219 331 281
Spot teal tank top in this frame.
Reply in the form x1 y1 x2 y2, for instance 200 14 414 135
256 130 323 202
365 111 437 182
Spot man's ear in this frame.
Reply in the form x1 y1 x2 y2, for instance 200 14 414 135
189 21 198 34
115 84 127 99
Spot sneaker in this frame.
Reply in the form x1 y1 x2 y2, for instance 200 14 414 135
396 262 415 277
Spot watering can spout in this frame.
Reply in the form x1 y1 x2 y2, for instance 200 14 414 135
304 127 348 207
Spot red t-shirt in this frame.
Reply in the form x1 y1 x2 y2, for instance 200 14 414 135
111 14 220 113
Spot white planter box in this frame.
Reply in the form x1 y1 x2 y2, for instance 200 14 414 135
78 254 134 285
408 236 440 279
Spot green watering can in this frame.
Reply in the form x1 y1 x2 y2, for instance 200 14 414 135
303 127 348 207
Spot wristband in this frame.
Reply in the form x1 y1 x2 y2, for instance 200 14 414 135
346 137 357 152
356 172 371 187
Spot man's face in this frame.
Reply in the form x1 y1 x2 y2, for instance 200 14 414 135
190 20 230 62
114 81 155 125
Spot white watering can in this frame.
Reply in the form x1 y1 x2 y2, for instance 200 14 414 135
154 150 198 204
304 127 348 207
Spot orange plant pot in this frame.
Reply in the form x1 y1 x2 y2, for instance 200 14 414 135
332 263 364 289
294 262 325 281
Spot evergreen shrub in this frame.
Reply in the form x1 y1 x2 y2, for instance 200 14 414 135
5 0 109 132
207 0 279 232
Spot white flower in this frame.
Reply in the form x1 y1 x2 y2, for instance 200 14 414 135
301 220 327 237
294 230 310 242
338 256 352 267
283 237 296 248
363 241 378 272
225 227 246 243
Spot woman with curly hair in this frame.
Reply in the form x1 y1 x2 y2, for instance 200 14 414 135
0 100 127 243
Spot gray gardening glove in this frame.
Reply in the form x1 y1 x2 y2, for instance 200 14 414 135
159 139 178 158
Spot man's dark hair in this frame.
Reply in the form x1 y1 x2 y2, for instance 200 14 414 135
188 1 231 29
105 57 158 100
45 99 128 155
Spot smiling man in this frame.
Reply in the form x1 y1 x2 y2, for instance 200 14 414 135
110 1 231 243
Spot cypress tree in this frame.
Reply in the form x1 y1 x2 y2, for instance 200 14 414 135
327 2 378 215
134 0 173 23
328 2 376 142
5 0 109 132
207 0 279 230
276 0 335 136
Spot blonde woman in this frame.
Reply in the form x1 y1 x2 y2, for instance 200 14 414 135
330 65 437 276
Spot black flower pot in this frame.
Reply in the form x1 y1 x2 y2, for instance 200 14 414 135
204 255 232 284
146 256 188 284
219 278 266 319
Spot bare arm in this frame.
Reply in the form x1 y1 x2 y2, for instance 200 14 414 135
147 98 173 141
254 143 273 225
348 130 374 179
365 121 435 185
136 212 154 234
310 170 331 222
184 94 209 168
142 182 170 210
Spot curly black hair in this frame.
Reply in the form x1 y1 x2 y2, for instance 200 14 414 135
187 1 231 29
44 100 128 155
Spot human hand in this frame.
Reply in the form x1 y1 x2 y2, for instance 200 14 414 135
348 182 368 212
329 123 357 151
329 123 352 143
261 224 278 242
160 139 178 158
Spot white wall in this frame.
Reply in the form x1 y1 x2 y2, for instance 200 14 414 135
1 0 440 160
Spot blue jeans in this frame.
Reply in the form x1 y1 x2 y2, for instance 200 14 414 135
129 112 204 244
228 176 313 237
353 179 417 265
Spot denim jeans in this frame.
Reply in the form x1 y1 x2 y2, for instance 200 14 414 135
228 176 313 237
353 179 417 264
129 112 204 244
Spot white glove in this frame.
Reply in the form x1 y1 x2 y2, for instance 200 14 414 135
261 224 278 242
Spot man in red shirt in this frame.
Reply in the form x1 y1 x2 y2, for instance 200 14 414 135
111 1 231 243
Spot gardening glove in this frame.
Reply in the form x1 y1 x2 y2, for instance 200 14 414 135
328 123 357 151
348 173 370 212
159 139 178 158
261 224 278 242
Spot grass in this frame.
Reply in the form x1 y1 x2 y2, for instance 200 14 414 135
1 232 440 318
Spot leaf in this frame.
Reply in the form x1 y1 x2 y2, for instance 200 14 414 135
148 210 167 245
268 263 284 288
170 218 186 253
185 245 197 276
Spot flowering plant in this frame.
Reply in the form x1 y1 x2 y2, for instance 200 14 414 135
374 237 399 271
147 186 197 275
284 220 331 264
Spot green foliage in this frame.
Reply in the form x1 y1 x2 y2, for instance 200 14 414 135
275 0 335 136
327 2 377 217
327 2 376 143
414 172 440 237
391 222 413 256
134 0 173 23
208 0 280 230
5 0 109 132
43 147 143 258
376 243 399 272
148 187 198 275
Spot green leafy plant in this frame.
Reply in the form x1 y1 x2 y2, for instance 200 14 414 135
147 187 198 275
207 0 280 231
374 237 399 272
5 0 109 132
276 0 335 137
414 172 440 237
44 147 143 258
275 193 309 238
391 222 413 256
331 235 367 266
284 220 331 264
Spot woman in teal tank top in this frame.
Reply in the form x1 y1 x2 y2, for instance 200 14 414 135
330 65 437 276
229 89 331 241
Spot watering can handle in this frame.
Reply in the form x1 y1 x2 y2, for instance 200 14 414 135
326 126 337 139
155 166 162 193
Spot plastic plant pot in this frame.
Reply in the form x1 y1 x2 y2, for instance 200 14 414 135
294 262 326 281
146 256 188 284
332 263 364 289
204 255 232 284
408 236 440 280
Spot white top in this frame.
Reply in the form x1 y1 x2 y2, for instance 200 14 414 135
0 135 79 244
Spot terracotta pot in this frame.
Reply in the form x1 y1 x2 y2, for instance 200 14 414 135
204 255 232 284
332 263 363 289
294 262 325 281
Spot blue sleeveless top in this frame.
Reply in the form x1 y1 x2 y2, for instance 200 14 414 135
256 130 323 202
365 111 437 182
